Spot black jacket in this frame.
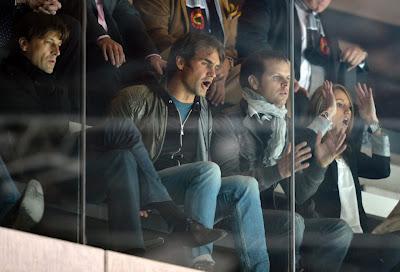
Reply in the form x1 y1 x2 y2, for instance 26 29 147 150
0 53 70 162
301 144 391 232
211 99 327 208
237 0 341 82
87 0 158 59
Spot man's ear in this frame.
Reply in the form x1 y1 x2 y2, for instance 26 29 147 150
18 37 29 52
176 55 185 71
248 75 259 90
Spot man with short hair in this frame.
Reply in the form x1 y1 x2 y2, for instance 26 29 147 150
111 32 269 272
237 0 368 96
211 49 353 271
134 0 244 106
0 0 81 113
0 12 225 255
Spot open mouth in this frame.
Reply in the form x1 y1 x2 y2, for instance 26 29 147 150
343 118 349 126
201 80 212 89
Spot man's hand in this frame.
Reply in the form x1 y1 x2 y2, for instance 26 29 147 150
207 58 231 106
277 142 312 179
294 80 308 97
147 55 167 76
19 0 62 15
355 83 379 125
207 79 226 106
321 80 336 120
97 37 126 67
314 129 347 168
341 45 367 71
139 210 149 218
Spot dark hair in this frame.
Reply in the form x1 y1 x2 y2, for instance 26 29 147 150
166 32 225 79
239 49 289 89
15 12 70 43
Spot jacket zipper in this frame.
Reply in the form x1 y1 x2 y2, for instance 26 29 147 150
171 108 192 166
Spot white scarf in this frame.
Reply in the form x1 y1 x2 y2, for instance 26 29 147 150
242 87 287 166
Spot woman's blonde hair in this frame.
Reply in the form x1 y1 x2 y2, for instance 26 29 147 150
308 84 354 135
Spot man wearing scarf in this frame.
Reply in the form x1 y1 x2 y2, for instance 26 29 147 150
211 49 353 271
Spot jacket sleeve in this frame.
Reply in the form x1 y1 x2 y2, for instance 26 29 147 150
357 133 391 179
211 114 242 176
109 85 149 124
279 125 328 204
113 0 158 57
86 0 108 43
134 0 175 53
237 0 274 59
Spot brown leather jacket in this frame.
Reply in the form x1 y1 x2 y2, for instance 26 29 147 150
134 0 242 59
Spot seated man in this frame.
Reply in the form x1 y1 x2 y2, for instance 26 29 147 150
211 49 353 271
0 11 225 254
134 0 244 106
0 0 81 113
111 32 269 272
86 0 167 118
0 155 44 231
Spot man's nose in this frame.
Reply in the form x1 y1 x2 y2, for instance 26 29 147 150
53 44 61 56
207 66 217 78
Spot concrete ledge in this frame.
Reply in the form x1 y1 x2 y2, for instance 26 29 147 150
105 251 197 272
0 227 197 272
0 227 104 272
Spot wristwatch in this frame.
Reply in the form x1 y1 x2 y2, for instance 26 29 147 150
320 111 331 121
368 122 381 134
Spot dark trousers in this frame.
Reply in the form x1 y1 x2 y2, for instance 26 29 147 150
86 46 150 119
344 231 400 272
86 119 171 251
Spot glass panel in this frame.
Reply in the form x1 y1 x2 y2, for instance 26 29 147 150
293 0 400 271
84 0 276 270
0 1 83 245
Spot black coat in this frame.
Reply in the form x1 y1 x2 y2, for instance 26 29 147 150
87 0 158 59
237 0 341 82
299 139 391 232
211 99 327 209
0 53 70 162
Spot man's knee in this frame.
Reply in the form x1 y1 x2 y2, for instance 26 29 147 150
294 213 305 245
234 176 260 197
326 219 353 247
188 161 221 192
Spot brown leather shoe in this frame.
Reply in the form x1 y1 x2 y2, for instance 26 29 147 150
179 218 227 247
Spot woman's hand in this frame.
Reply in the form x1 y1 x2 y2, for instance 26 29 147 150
355 83 379 125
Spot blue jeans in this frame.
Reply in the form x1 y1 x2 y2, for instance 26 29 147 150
263 210 352 272
0 156 20 221
302 218 353 272
216 176 270 272
263 210 305 271
158 162 221 262
159 165 269 272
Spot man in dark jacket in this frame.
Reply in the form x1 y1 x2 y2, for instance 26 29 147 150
111 32 269 272
0 11 225 255
237 0 368 96
86 0 167 118
211 49 353 271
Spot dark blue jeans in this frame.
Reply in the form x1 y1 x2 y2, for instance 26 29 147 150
0 156 20 221
263 210 353 272
86 119 172 251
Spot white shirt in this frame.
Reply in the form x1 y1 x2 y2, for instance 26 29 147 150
295 3 312 91
336 158 364 233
